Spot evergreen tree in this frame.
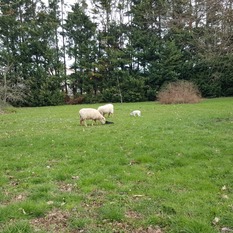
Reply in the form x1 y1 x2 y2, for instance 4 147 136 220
1 0 233 107
0 0 64 106
65 2 97 97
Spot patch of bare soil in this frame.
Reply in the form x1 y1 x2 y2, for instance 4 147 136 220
125 210 142 219
1 188 27 206
98 210 163 233
30 209 70 232
58 182 76 192
134 226 164 233
13 193 27 202
103 221 164 233
30 208 164 233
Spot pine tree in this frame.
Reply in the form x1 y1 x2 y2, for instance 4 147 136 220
65 2 97 97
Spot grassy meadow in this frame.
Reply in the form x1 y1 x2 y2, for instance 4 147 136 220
0 98 232 233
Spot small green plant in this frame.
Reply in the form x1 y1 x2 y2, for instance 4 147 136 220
157 80 201 104
98 204 125 222
1 221 33 233
69 217 91 229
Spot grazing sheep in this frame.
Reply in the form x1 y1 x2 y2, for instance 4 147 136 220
79 108 106 127
130 110 141 117
97 104 114 117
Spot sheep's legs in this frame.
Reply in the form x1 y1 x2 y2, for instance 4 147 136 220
80 119 87 127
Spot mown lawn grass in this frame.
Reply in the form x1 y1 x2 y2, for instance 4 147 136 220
0 98 232 233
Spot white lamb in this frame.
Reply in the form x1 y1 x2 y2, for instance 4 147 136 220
97 104 114 117
130 110 141 117
79 108 106 127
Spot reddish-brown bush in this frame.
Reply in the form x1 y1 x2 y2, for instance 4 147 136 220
157 80 201 104
66 96 85 105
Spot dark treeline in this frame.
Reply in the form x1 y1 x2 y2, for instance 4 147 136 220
0 0 233 106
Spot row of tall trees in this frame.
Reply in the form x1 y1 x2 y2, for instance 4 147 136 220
0 0 233 106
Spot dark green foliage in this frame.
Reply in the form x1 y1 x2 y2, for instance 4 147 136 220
186 55 233 98
1 0 233 106
65 3 97 97
27 88 64 107
24 74 64 107
0 0 64 106
121 75 146 102
102 87 121 103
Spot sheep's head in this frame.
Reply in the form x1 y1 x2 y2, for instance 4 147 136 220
100 116 106 124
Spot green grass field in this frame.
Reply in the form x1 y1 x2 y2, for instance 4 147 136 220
0 98 232 233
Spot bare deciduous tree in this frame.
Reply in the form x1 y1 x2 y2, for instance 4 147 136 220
0 65 25 106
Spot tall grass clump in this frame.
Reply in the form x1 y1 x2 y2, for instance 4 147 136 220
1 221 33 233
157 80 201 104
0 100 16 114
0 100 9 114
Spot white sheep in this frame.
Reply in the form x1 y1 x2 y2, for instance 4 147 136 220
79 108 106 127
130 110 141 117
97 104 114 117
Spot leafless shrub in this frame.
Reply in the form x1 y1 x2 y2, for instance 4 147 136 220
65 95 85 104
157 80 201 104
0 65 26 106
0 84 26 104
